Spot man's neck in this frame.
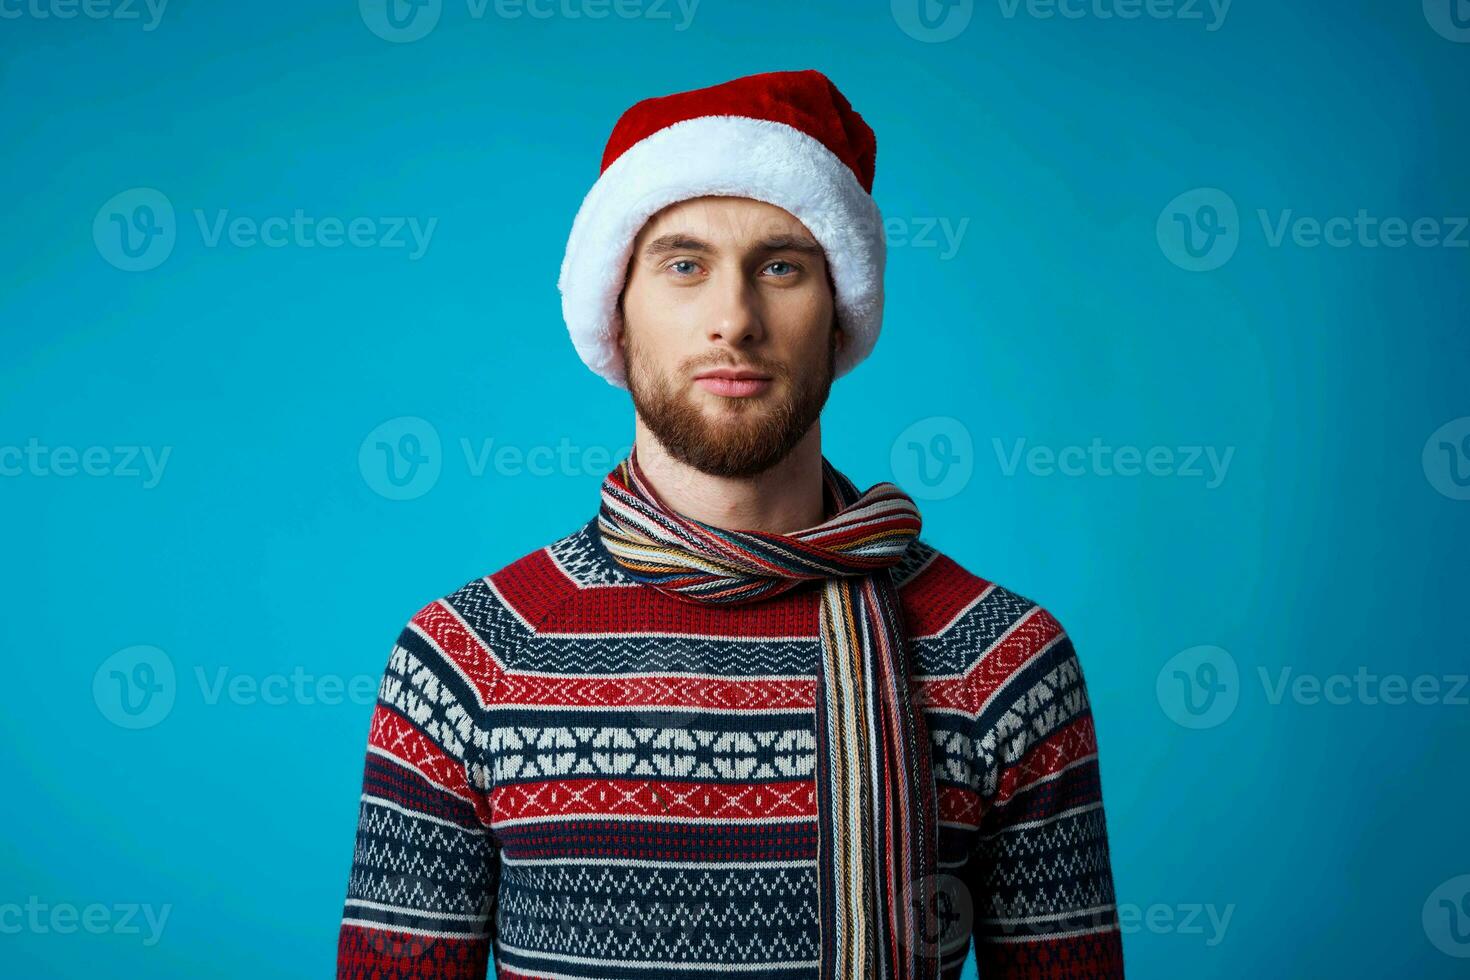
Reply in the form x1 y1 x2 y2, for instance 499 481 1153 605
630 419 828 534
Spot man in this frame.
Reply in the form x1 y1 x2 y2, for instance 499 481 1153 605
337 69 1124 980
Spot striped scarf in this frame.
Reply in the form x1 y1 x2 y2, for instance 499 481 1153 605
597 448 941 980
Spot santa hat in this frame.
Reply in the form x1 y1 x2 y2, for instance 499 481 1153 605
557 69 886 389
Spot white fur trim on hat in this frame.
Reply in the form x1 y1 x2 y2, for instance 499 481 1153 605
557 115 886 389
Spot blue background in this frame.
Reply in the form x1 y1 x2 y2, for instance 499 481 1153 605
2 0 1467 976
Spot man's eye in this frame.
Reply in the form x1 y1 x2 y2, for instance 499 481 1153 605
668 260 701 276
764 261 797 277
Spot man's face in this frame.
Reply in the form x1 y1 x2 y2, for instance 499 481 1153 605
617 196 842 479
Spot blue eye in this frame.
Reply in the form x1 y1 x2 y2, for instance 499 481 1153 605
765 261 796 277
669 260 699 275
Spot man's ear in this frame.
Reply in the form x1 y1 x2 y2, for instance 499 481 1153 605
826 267 843 352
615 285 627 345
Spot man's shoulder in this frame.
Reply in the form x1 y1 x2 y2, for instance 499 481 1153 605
393 519 605 674
899 537 1074 679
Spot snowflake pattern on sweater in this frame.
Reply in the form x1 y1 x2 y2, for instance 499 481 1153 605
336 515 1125 979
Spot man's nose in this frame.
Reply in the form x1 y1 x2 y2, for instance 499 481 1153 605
706 272 765 349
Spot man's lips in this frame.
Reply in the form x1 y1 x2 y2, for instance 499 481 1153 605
695 376 773 397
693 368 773 398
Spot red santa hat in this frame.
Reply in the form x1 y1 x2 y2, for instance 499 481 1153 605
557 69 886 389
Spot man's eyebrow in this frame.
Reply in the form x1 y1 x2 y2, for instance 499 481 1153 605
639 233 824 259
755 234 824 255
641 234 713 258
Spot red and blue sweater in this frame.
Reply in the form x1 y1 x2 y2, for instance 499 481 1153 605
336 515 1125 979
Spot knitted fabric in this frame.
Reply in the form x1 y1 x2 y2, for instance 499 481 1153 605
336 499 1127 979
596 450 937 979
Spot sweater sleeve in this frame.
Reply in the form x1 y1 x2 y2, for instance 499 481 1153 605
336 602 500 980
962 606 1125 978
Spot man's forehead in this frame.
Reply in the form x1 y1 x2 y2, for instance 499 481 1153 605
637 196 819 248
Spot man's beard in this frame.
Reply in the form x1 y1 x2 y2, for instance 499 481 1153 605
621 324 838 479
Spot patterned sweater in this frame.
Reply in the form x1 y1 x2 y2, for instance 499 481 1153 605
336 514 1125 979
